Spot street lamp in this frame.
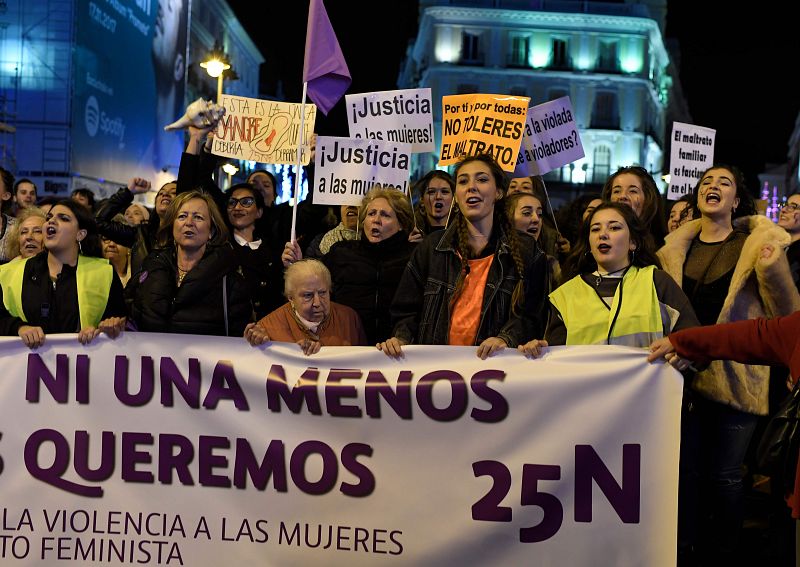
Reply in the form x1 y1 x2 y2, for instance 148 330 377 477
222 163 238 189
200 44 233 100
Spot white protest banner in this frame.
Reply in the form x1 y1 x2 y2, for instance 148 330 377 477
313 136 412 206
346 88 434 154
0 334 680 566
212 96 317 165
668 122 716 200
439 94 529 171
514 96 585 177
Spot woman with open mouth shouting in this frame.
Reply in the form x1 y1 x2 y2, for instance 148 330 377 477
377 153 549 360
0 199 126 348
517 201 698 356
128 191 252 337
656 164 800 561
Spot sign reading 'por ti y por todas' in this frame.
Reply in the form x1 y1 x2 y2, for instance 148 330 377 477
0 333 681 566
345 88 434 154
313 136 412 207
439 94 530 172
211 95 317 165
514 96 585 177
668 121 716 200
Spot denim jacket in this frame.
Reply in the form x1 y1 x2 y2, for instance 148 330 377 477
390 223 548 347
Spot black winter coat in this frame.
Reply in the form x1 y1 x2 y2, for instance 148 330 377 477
128 244 253 336
323 231 416 345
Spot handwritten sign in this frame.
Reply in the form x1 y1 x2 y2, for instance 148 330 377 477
346 88 434 153
212 96 317 165
439 94 529 171
314 136 412 206
668 122 716 200
514 96 585 177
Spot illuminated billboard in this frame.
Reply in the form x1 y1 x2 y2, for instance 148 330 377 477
72 0 189 183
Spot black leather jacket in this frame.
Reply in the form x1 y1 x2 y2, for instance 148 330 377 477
390 222 548 347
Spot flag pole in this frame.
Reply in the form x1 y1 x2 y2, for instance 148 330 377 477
290 81 309 244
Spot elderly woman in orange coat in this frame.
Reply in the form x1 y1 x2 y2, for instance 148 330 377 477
244 258 365 355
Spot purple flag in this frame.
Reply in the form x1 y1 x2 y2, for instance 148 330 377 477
302 0 351 115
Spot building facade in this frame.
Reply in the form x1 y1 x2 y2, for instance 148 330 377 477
0 0 262 198
398 0 689 201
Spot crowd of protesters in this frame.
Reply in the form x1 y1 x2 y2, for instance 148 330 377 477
2 111 800 566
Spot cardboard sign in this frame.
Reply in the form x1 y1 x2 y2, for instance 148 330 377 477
212 96 317 165
514 96 585 177
313 136 412 206
439 94 529 171
668 122 716 199
346 88 434 153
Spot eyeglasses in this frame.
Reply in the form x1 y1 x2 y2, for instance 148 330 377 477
781 202 800 212
227 196 256 209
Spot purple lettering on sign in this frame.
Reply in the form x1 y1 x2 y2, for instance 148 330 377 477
26 353 89 404
469 369 508 423
203 360 249 410
520 464 563 543
289 440 337 495
339 443 375 497
325 369 363 418
415 370 468 421
266 365 322 415
198 435 232 488
121 432 155 483
160 358 201 408
24 429 102 497
233 438 288 491
73 430 115 482
114 355 155 406
574 444 641 523
158 433 195 485
364 370 412 419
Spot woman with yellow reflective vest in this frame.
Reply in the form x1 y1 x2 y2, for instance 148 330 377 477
519 202 699 356
0 199 126 348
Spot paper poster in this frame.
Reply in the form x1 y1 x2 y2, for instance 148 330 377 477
346 88 434 153
514 96 585 177
668 122 716 199
439 94 529 171
313 136 412 206
212 96 317 165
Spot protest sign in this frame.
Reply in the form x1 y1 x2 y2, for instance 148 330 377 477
346 88 434 153
0 334 680 566
212 96 317 165
439 94 529 171
514 96 585 177
313 136 412 206
668 122 716 199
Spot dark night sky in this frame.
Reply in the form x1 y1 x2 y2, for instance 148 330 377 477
228 1 800 191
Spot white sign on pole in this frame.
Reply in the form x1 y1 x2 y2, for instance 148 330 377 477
313 136 412 206
668 122 716 200
514 96 585 177
345 88 434 154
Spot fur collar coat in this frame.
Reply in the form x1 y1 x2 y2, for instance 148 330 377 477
657 216 800 414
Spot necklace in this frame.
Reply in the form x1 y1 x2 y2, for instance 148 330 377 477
177 266 189 286
594 265 630 287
